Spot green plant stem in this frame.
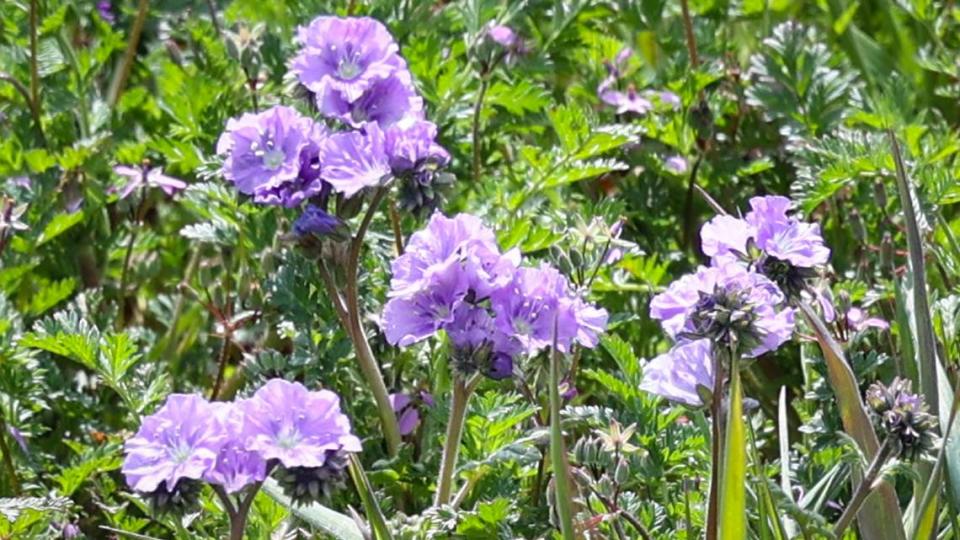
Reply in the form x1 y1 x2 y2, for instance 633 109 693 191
28 0 39 113
213 480 263 540
434 376 474 506
117 186 149 329
0 409 21 495
0 72 45 146
205 0 222 38
706 349 724 540
109 0 150 108
344 186 401 456
549 331 576 540
833 437 896 538
209 335 232 400
679 0 700 69
471 77 490 183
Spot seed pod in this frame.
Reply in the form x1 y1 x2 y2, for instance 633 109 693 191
880 232 895 273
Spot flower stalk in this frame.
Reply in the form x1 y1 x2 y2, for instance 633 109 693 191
0 409 21 495
550 322 576 540
833 437 897 538
434 374 477 506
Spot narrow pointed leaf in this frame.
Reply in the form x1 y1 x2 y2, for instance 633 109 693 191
799 302 905 540
348 454 393 540
718 355 746 540
262 478 365 540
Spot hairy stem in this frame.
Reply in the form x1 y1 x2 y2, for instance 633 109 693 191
209 335 232 401
833 437 896 538
0 409 21 495
109 0 150 107
434 376 473 506
471 77 490 184
344 186 402 456
550 324 576 540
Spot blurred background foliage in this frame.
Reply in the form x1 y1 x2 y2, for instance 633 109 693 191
1 0 959 537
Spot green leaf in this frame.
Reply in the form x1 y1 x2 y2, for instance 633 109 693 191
37 211 84 246
347 455 392 540
798 302 905 540
549 327 575 540
261 478 363 540
718 354 746 540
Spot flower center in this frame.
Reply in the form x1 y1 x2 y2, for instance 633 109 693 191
262 149 286 170
168 441 193 464
337 58 361 80
276 427 301 450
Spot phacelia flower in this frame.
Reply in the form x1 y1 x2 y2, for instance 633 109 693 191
866 378 939 461
319 122 391 198
600 85 652 116
291 16 404 104
318 70 423 128
491 264 608 354
96 1 115 24
241 379 361 469
488 25 518 48
650 261 795 357
700 196 830 297
203 402 267 493
845 306 889 333
293 205 343 238
122 394 227 494
217 105 328 207
390 392 433 436
111 165 187 199
640 339 715 407
664 156 688 175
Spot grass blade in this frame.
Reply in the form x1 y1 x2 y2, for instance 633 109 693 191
778 387 799 539
718 353 746 540
550 317 576 540
798 302 906 540
348 454 394 540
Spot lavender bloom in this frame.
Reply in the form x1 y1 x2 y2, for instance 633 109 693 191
293 205 341 237
319 122 392 198
664 156 688 175
491 264 608 354
487 25 518 48
122 394 227 493
600 86 652 115
204 402 267 493
111 165 187 199
649 261 795 357
318 71 423 128
656 91 682 109
390 393 424 436
846 306 889 332
382 255 472 346
640 339 715 407
217 106 328 207
386 119 453 214
291 16 404 104
96 1 115 24
241 379 361 469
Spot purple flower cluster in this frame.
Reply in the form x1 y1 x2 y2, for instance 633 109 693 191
382 212 608 379
641 196 825 406
122 380 360 506
217 16 450 219
598 47 680 116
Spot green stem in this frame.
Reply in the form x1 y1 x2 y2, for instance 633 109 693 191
471 77 489 184
833 438 896 538
28 0 39 113
109 0 150 108
434 376 473 506
0 72 44 146
550 332 576 540
344 186 401 456
0 408 21 495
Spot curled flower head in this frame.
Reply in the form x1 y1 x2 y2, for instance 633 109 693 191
640 339 714 407
293 205 343 238
700 196 830 297
217 106 328 207
650 261 795 357
385 119 453 214
122 394 227 493
203 402 267 493
241 379 361 469
291 16 404 103
866 378 939 461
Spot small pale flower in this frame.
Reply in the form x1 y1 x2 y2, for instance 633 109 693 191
640 339 715 407
111 165 187 199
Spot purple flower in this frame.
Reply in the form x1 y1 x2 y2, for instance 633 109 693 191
382 255 473 346
390 393 426 436
111 165 187 199
664 156 688 175
293 205 341 237
600 86 652 115
701 196 830 268
656 91 682 109
649 261 795 357
203 402 267 493
122 394 227 493
491 264 608 354
318 71 423 128
62 523 81 539
240 379 361 469
846 306 889 333
217 106 328 207
385 119 450 174
7 425 27 453
487 25 518 48
96 1 115 24
291 16 404 104
640 339 715 407
319 122 392 198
